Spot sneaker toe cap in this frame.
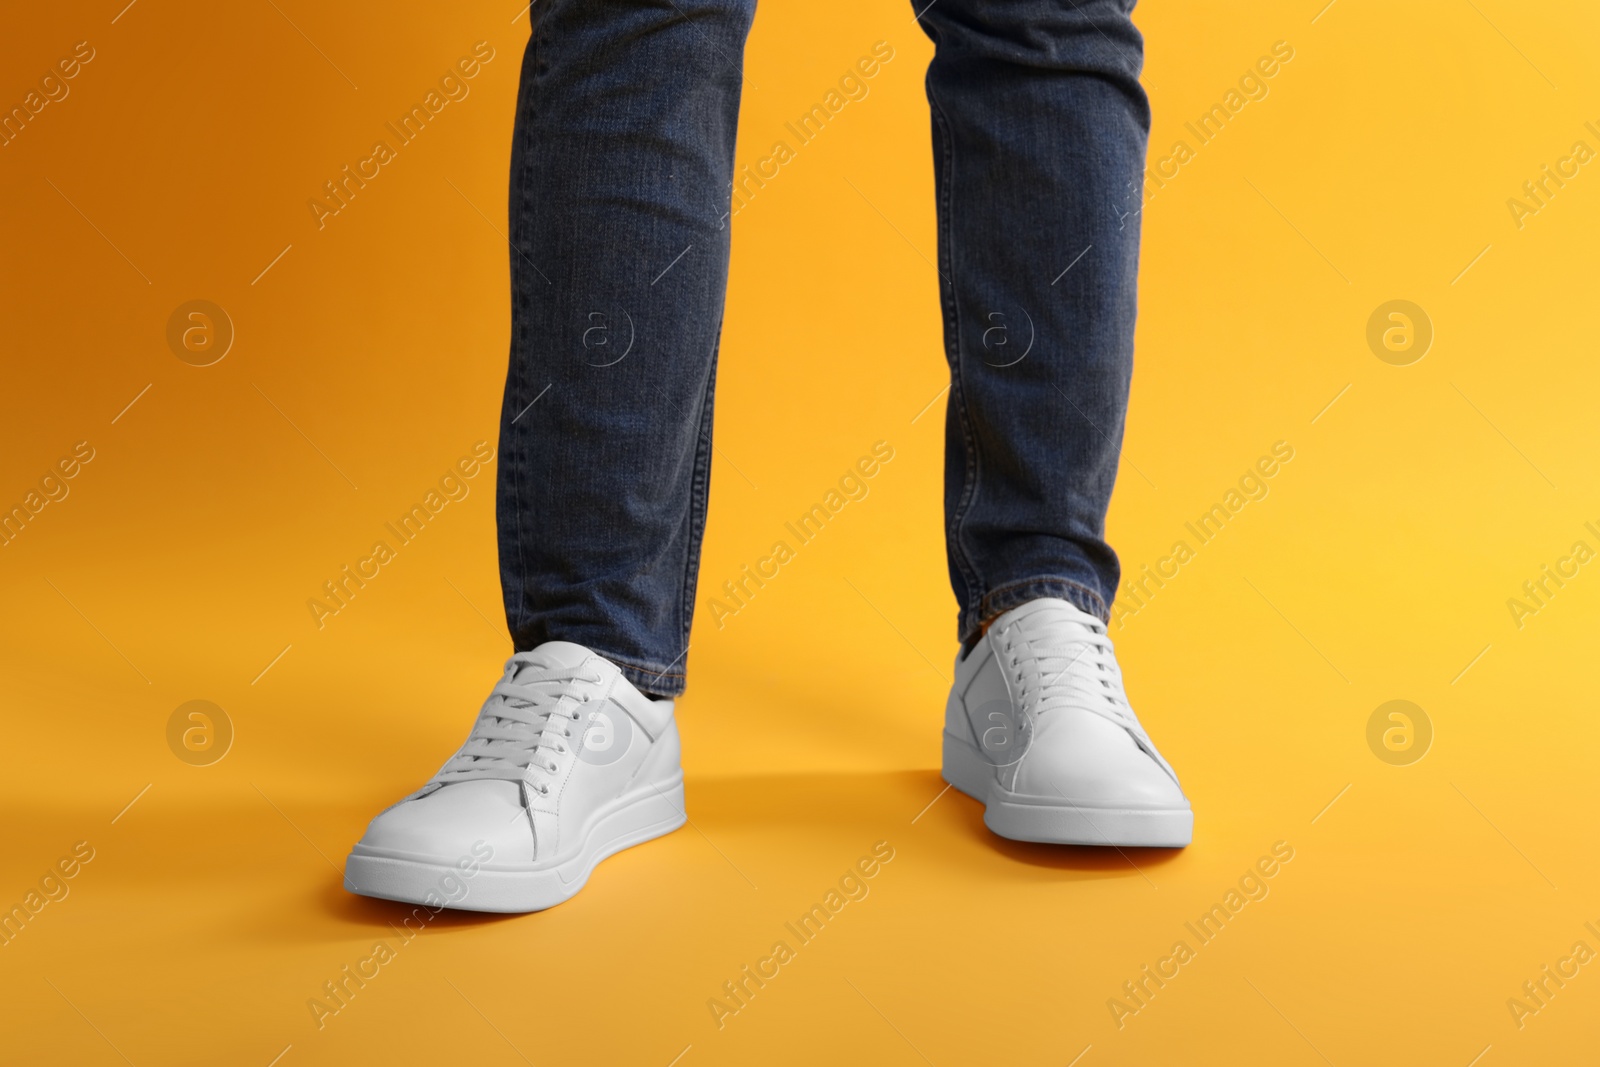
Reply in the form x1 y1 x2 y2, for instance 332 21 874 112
358 780 534 863
1014 711 1187 809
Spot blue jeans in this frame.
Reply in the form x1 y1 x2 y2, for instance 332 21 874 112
497 0 1149 696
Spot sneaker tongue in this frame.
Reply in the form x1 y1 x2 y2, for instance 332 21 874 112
1003 596 1098 633
508 640 607 681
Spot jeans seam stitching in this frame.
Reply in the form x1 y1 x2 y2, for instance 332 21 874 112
678 335 720 658
506 29 543 643
926 68 985 625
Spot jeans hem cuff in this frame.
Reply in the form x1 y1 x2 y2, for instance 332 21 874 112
964 577 1110 642
592 649 688 698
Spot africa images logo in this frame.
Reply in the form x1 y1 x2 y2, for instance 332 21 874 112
573 699 632 767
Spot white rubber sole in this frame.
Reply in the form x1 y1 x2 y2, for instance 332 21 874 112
344 773 687 913
943 733 1192 847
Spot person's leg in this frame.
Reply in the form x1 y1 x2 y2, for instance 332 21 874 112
920 0 1192 847
498 0 757 697
346 0 757 912
916 0 1147 643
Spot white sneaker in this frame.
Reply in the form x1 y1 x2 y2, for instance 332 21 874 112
344 641 686 912
942 597 1192 847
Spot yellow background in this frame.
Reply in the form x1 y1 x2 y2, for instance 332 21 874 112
3 1 1598 1063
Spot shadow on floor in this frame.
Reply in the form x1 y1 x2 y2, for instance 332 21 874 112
3 768 1188 945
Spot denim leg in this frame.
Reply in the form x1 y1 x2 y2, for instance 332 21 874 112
498 0 756 696
915 0 1149 643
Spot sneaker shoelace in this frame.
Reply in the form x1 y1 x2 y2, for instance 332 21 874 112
996 604 1179 781
999 607 1137 732
433 652 603 796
